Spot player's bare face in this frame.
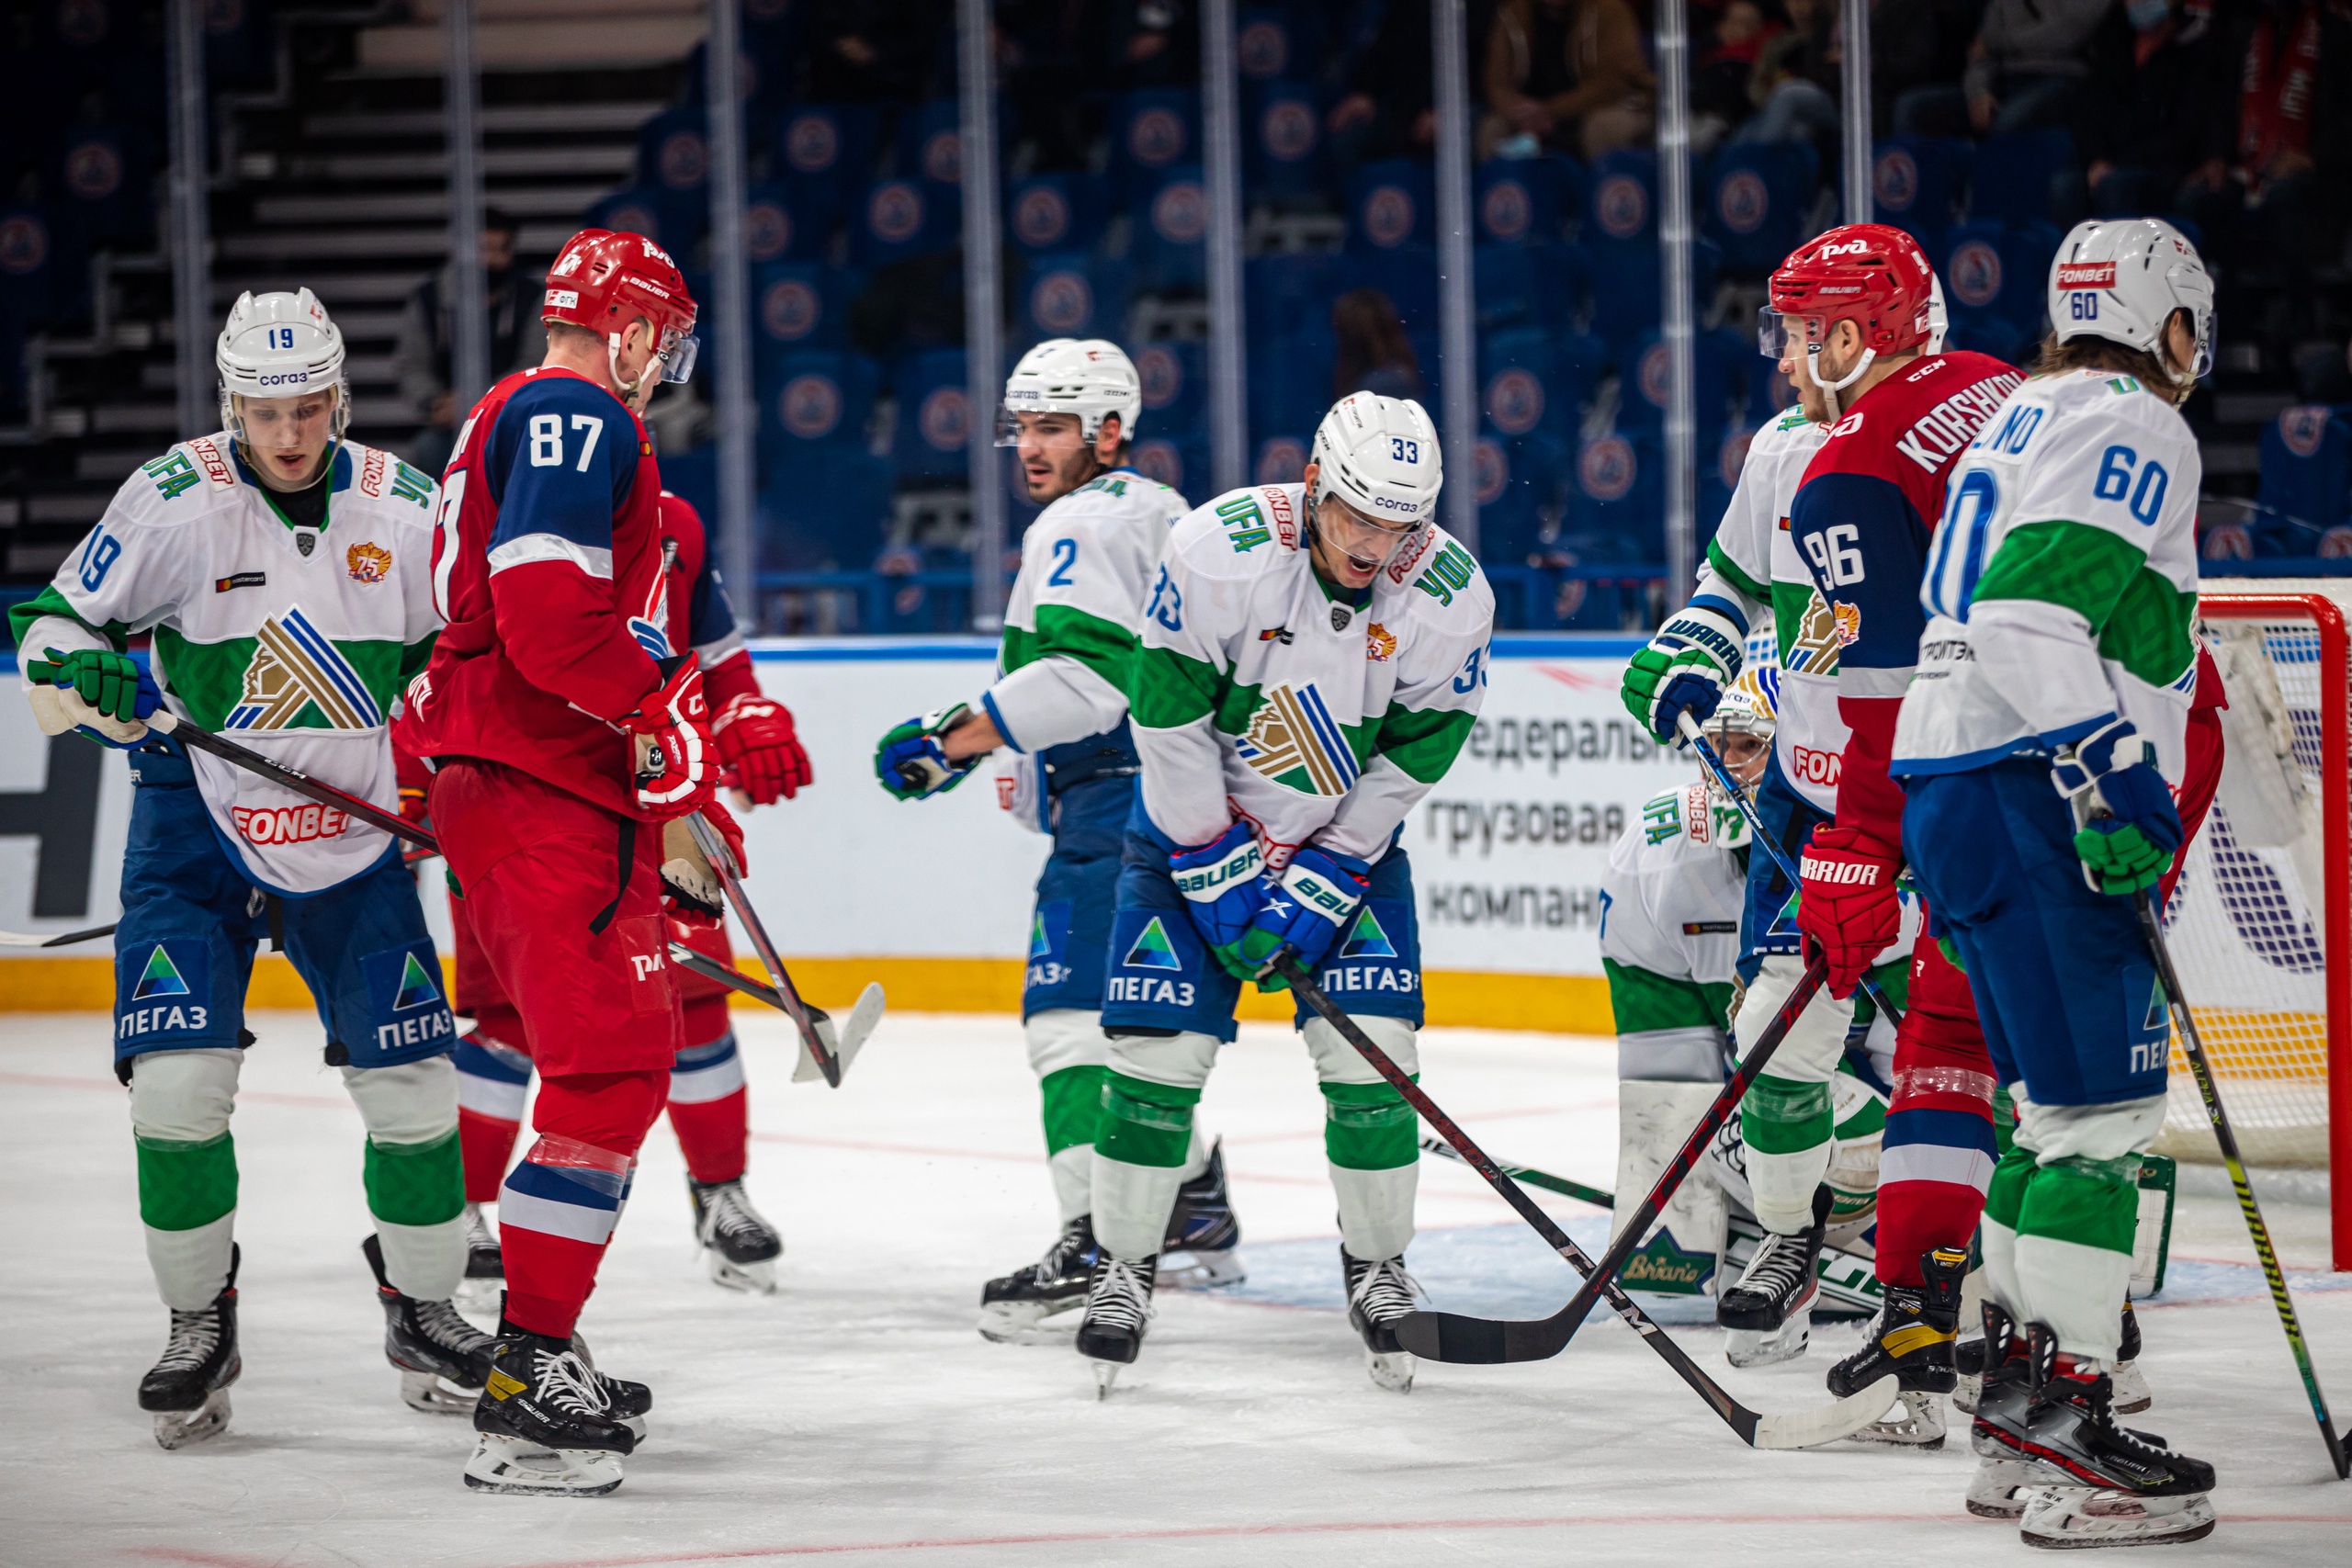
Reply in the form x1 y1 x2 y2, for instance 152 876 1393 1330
1308 490 1412 592
1013 412 1098 503
1713 729 1770 788
234 392 335 491
1778 315 1862 424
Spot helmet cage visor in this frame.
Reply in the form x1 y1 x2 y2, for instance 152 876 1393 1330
1757 306 1837 360
1311 489 1419 570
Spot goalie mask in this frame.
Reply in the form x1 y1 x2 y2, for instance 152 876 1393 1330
217 288 350 477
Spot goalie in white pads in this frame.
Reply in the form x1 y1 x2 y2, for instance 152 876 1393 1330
10 289 484 1447
1082 392 1493 1395
1892 219 2218 1547
872 340 1241 1339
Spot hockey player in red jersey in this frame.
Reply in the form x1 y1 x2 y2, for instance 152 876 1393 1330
439 490 812 1299
394 228 713 1496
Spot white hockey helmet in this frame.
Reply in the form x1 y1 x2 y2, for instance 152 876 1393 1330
1702 664 1778 825
1926 272 1948 355
217 288 350 444
997 337 1142 446
2047 218 2214 391
1308 391 1443 529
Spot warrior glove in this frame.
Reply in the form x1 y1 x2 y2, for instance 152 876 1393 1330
1623 603 1744 743
1796 824 1903 998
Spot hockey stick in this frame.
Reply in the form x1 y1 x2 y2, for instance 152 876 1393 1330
666 942 887 1083
1272 952 1895 1448
1389 953 1831 1365
141 711 439 854
1419 1134 1615 1208
2132 888 2350 1479
682 810 842 1088
0 923 117 948
1674 712 1905 1028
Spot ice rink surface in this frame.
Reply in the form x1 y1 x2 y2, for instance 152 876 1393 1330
5 1009 2348 1567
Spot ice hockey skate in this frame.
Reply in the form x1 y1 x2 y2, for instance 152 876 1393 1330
1159 1138 1245 1290
688 1176 782 1293
465 1326 636 1495
1074 1254 1156 1396
139 1246 241 1450
1343 1248 1421 1393
569 1329 650 1441
361 1233 494 1413
1717 1186 1830 1367
978 1214 1097 1341
1829 1246 1966 1448
457 1201 504 1310
1959 1302 2149 1417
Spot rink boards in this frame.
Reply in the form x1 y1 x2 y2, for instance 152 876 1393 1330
0 634 1686 1028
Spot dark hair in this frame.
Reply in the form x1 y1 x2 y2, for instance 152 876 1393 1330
482 207 520 237
2030 311 2184 387
1331 288 1421 400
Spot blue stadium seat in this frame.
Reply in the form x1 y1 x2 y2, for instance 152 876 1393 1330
1132 340 1207 440
1704 141 1815 276
50 121 152 249
633 107 710 252
761 450 896 572
1475 431 1571 565
1945 220 2059 341
890 348 975 483
1236 6 1323 85
1944 317 2027 367
584 188 664 243
1253 432 1312 486
1562 429 1665 562
1130 434 1210 499
743 182 835 264
1249 331 1336 443
1246 82 1328 204
1480 327 1587 444
1968 129 2072 227
752 263 854 377
1476 156 1570 246
2257 405 2352 555
775 102 887 214
1586 149 1658 244
1246 250 1341 341
1133 164 1210 294
1006 173 1109 258
1476 243 1542 333
1340 244 1440 334
758 349 882 476
1346 160 1437 253
1871 136 1964 265
1018 252 1126 344
1617 328 1739 434
893 99 967 191
0 207 62 333
851 177 957 269
1111 89 1200 205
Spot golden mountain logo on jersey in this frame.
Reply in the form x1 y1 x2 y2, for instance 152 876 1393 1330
346 541 390 583
225 606 385 731
1785 592 1856 676
1236 682 1360 795
1364 622 1396 661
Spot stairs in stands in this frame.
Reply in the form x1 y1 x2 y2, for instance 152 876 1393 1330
1 0 693 596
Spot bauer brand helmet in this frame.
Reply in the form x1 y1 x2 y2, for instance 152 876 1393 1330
1309 391 1443 531
1760 224 1935 413
217 288 350 446
543 227 701 388
2047 219 2214 391
997 338 1142 446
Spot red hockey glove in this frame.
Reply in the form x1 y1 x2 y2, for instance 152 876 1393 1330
1795 825 1903 999
620 657 718 818
712 691 813 805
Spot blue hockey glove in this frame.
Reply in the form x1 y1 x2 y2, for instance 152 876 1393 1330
1170 820 1269 963
2052 717 2182 897
875 704 981 800
1622 602 1744 742
1233 845 1373 989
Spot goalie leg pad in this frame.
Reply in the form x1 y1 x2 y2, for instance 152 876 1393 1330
1614 1079 1727 1295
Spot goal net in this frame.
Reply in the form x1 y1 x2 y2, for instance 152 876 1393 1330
2158 582 2348 1269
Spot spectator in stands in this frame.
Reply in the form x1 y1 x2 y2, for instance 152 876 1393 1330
393 209 545 477
796 0 933 102
1331 288 1426 402
1731 0 1840 147
1691 1 1773 152
998 0 1112 171
1108 0 1201 88
1874 0 1982 138
1931 0 2113 139
2211 0 2350 315
2076 0 2236 229
1480 0 1657 160
1331 0 1438 166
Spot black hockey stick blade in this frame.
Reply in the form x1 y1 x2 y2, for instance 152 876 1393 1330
1394 954 1829 1364
0 922 118 948
1419 1135 1614 1208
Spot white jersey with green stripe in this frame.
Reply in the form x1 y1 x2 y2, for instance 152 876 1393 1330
985 465 1188 753
16 434 441 893
1130 483 1495 863
1894 369 2200 782
1690 408 1841 809
1600 783 1748 1058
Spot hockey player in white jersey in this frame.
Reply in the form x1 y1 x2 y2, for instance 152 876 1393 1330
872 340 1239 1337
1081 392 1493 1394
10 289 483 1448
1894 219 2218 1545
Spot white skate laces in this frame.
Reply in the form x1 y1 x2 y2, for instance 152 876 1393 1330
1348 1257 1423 1322
697 1180 765 1247
533 1348 610 1419
1088 1258 1155 1334
156 1309 223 1372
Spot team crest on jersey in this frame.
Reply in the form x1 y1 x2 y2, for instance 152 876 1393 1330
226 607 385 730
1237 682 1361 796
346 541 390 582
1364 623 1396 662
1784 592 1850 676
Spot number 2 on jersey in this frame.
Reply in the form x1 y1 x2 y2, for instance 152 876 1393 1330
1046 536 1077 588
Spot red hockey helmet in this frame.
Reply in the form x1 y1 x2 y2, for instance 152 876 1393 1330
543 228 702 385
1760 223 1935 361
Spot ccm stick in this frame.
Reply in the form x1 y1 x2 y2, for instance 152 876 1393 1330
1272 953 1895 1447
1388 953 1836 1365
683 810 845 1088
1674 710 1905 1028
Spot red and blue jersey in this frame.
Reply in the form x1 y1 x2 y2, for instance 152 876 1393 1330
396 367 673 818
1783 351 2022 849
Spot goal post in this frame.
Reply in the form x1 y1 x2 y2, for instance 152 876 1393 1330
2169 584 2350 1269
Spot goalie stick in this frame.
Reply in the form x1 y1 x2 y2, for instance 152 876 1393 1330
1391 953 1832 1366
682 810 842 1088
1272 952 1896 1449
2133 887 2349 1479
1674 711 1905 1028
